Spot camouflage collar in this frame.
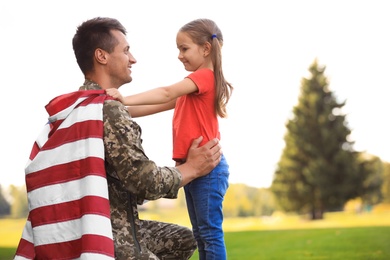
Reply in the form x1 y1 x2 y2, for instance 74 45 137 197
79 79 102 91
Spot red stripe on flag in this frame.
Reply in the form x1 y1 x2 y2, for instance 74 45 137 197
29 196 111 227
26 157 106 192
44 120 104 151
14 239 36 259
45 90 106 116
29 141 41 161
15 91 115 259
34 234 115 259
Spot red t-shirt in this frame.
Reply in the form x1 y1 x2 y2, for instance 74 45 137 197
172 68 220 161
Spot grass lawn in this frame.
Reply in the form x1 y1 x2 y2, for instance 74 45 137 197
1 208 389 259
190 226 390 259
2 227 389 260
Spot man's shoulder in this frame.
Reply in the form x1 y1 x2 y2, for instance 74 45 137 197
103 99 134 125
104 99 123 109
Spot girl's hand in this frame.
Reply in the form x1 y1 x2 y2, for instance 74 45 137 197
106 88 125 103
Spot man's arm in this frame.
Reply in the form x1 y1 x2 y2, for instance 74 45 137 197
102 100 222 201
103 100 182 203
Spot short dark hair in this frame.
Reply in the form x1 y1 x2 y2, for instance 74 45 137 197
72 17 127 75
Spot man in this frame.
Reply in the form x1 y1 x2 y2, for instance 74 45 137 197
14 17 221 260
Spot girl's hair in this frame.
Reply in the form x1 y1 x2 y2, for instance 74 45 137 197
72 17 127 75
179 18 233 118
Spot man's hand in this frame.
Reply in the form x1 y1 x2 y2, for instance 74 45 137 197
176 136 222 187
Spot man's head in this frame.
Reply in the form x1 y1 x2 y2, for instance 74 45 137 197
72 17 136 89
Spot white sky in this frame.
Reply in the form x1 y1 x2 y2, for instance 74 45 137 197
1 0 389 188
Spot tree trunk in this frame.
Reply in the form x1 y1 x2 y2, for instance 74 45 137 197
311 208 324 220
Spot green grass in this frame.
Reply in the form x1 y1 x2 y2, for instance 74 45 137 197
0 247 15 260
191 227 390 259
2 209 390 259
2 227 389 260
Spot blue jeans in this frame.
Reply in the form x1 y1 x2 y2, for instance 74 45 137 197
184 154 229 260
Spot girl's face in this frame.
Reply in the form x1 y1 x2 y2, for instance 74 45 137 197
176 31 210 72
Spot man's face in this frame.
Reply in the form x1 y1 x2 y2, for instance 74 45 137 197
106 30 136 88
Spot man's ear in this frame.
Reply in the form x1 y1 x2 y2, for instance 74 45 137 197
95 48 108 65
203 42 212 57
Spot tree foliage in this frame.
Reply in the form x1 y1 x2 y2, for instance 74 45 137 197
381 161 390 203
356 154 383 205
223 184 276 217
142 183 278 217
10 185 28 218
271 59 372 219
0 184 11 217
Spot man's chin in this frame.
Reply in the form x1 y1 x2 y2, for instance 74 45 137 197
124 77 132 84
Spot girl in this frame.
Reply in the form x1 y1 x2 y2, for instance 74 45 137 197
107 18 233 260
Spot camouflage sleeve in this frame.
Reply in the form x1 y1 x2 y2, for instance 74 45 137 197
102 99 181 203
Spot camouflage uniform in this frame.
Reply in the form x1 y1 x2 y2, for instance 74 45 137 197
80 80 196 260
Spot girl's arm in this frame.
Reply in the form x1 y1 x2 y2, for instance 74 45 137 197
107 78 198 106
128 99 176 118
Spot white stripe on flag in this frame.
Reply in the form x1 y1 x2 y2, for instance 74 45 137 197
59 103 103 129
49 96 88 122
30 103 103 151
28 175 109 210
14 256 30 260
33 214 113 246
77 253 115 260
25 138 104 174
20 219 34 243
35 123 51 149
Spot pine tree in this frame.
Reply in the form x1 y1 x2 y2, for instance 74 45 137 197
271 59 361 219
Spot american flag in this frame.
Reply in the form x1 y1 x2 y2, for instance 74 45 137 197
14 90 115 260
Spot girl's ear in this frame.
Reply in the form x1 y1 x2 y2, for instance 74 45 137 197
95 48 108 65
203 42 212 57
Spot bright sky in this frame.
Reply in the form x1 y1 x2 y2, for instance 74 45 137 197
1 1 389 188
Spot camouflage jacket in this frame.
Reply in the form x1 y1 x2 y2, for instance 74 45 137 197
79 80 182 259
